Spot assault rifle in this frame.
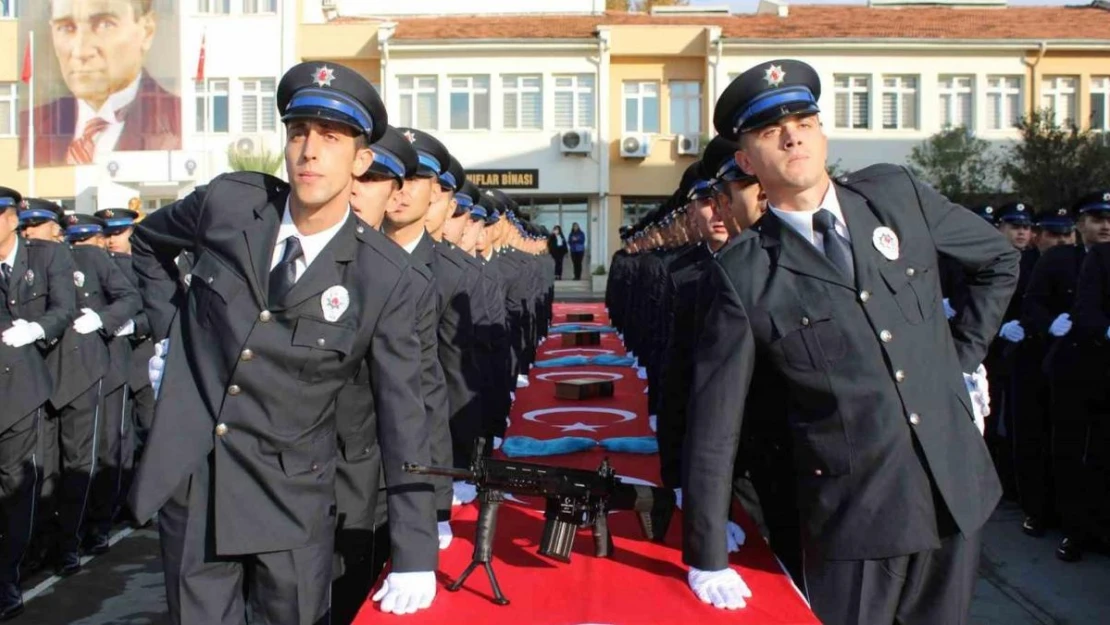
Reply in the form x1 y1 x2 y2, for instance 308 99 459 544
403 437 675 605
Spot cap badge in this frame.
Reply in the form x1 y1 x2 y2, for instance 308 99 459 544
1058 208 1068 216
103 209 114 218
985 207 994 215
763 64 786 88
1016 203 1025 211
872 226 900 261
312 65 336 88
1103 192 1110 202
402 130 416 144
68 215 79 225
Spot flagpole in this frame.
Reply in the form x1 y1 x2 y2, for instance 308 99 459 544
28 30 35 197
200 30 208 183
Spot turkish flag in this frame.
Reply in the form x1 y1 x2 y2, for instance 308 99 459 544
20 37 31 84
194 33 206 82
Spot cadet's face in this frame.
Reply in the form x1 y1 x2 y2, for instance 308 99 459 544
999 222 1032 249
476 225 491 254
0 209 17 249
424 185 452 235
723 179 766 231
442 210 467 244
350 175 398 230
285 120 372 212
24 221 62 242
737 114 827 197
105 228 132 253
50 0 155 109
693 196 729 245
460 219 481 253
1079 213 1110 245
1035 230 1073 252
388 176 434 229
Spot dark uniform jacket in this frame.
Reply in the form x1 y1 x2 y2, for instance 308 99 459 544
127 172 435 572
111 252 156 391
683 165 1018 570
0 237 76 428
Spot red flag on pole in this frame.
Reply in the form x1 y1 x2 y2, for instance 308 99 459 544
194 32 206 82
20 37 32 84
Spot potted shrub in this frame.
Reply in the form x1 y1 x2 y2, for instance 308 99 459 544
590 264 607 293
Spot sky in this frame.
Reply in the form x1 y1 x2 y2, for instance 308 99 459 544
689 0 1075 10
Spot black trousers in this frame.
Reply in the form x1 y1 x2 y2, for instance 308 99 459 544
1051 377 1094 540
0 409 40 585
571 252 585 280
88 383 130 536
159 455 333 625
39 382 100 555
552 254 565 279
1012 347 1054 522
803 529 981 625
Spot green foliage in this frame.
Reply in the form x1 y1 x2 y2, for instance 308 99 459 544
592 264 608 276
227 144 283 176
1000 109 1110 212
907 126 999 205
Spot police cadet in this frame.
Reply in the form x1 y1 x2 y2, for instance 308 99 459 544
0 188 77 620
1046 191 1110 561
129 62 437 622
97 207 156 522
349 124 412 230
473 192 514 441
1012 207 1078 539
683 60 1018 623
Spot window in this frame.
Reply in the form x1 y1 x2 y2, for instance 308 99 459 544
197 0 230 13
833 75 870 129
669 81 701 136
938 75 973 129
554 74 595 129
397 75 438 129
240 78 276 133
502 75 542 130
623 81 660 133
1092 76 1110 131
1 0 17 18
243 0 276 12
622 197 664 227
448 76 490 130
1042 75 1078 127
0 83 15 137
986 76 1022 130
195 79 229 133
881 75 918 130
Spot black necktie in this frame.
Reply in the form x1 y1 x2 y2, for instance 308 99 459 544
812 209 855 282
1 263 11 287
269 236 303 305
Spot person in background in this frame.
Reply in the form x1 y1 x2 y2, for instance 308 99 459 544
568 222 586 279
548 225 567 280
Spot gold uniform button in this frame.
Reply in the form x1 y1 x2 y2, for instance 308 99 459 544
240 349 253 362
228 384 241 396
895 370 906 382
880 330 893 343
859 290 870 302
906 267 916 277
909 413 921 426
215 423 228 436
259 310 272 323
316 338 326 347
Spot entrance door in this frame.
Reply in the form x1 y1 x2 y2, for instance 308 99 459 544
513 196 590 280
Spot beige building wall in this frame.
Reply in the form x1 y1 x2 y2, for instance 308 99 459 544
1027 52 1110 130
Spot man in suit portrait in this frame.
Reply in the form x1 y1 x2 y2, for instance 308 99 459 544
19 0 181 168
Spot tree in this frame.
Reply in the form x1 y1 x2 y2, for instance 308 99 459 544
1000 109 1110 211
826 158 848 179
907 126 1000 205
227 144 283 176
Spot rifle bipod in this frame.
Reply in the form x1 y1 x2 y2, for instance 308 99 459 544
447 488 510 605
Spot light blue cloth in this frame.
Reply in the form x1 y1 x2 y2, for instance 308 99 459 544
599 436 659 454
549 324 617 334
501 436 598 458
534 354 636 368
534 355 591 368
590 354 636 367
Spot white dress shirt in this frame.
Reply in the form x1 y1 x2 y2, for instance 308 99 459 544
769 182 851 255
2 238 19 276
401 232 424 255
74 74 142 162
269 198 350 281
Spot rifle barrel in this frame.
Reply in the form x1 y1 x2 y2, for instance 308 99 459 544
403 462 475 481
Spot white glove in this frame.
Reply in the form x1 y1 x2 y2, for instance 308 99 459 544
516 374 530 388
452 481 477 506
636 366 648 380
943 298 956 320
114 319 136 337
149 339 169 399
674 488 682 510
2 320 45 348
688 567 752 610
509 391 516 403
437 521 453 550
998 320 1025 343
726 521 746 553
1048 313 1072 337
1106 326 1110 341
73 308 103 335
649 414 658 432
371 571 436 615
492 436 503 450
964 364 990 435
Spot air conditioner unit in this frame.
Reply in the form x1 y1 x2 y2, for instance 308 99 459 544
559 129 593 155
321 0 337 8
232 135 257 154
676 134 700 156
620 133 651 159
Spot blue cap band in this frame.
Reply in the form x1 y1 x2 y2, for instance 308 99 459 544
372 148 406 179
19 209 58 223
286 89 375 136
1079 202 1110 214
733 86 818 134
470 206 488 220
103 218 134 229
687 179 714 201
416 153 442 175
0 198 15 208
1001 214 1032 225
439 171 457 190
66 225 103 237
455 192 474 208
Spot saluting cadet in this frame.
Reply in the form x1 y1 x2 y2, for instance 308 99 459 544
129 62 437 622
682 60 1018 623
0 189 77 620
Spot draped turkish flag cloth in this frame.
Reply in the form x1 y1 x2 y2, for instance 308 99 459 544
20 37 31 84
354 303 819 625
194 33 206 82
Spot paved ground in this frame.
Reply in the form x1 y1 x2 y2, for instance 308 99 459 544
18 501 1109 624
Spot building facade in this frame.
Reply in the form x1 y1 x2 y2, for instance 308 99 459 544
1 0 1109 271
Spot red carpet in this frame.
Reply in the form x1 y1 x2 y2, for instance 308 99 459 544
355 302 819 624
